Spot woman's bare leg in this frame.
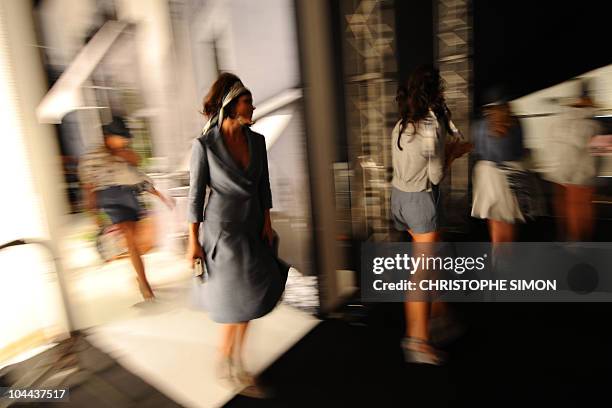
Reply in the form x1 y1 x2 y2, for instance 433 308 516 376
488 219 515 243
579 186 595 240
118 221 153 299
405 301 429 340
233 322 252 382
216 324 238 383
566 184 594 241
231 321 266 395
405 231 438 341
402 230 443 362
219 324 238 358
235 322 249 359
553 183 567 240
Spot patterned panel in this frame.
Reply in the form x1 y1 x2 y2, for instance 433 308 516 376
436 0 473 230
339 0 474 239
340 0 397 241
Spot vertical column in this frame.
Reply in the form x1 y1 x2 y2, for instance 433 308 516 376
340 0 397 241
0 0 73 338
295 0 343 313
435 0 473 229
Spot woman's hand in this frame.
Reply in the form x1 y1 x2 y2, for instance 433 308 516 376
444 139 473 170
262 223 274 247
111 148 140 166
187 238 204 268
446 138 473 159
163 195 176 210
455 140 474 158
151 188 176 210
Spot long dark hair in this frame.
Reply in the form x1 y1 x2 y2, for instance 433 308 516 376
202 72 244 118
396 65 451 150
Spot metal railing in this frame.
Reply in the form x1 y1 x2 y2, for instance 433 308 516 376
0 239 74 332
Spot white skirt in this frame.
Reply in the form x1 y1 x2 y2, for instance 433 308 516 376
471 161 525 223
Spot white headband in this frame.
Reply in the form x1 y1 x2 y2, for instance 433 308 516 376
202 81 250 134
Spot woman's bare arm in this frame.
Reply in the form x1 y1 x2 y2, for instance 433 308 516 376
187 223 204 267
112 148 140 166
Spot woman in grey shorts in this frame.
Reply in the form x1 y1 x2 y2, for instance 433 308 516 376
79 116 174 300
391 65 470 365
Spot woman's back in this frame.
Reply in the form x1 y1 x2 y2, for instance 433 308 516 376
472 118 524 163
391 111 447 192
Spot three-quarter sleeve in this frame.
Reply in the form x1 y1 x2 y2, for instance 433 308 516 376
188 138 210 223
259 136 273 210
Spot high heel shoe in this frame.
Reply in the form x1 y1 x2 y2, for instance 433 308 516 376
136 278 155 301
401 337 446 366
233 358 268 398
215 356 236 388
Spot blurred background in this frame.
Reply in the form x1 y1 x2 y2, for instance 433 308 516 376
1 0 612 406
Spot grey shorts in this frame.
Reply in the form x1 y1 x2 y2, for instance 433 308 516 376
96 186 142 224
391 187 439 234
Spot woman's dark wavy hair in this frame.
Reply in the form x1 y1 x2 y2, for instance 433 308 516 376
396 65 451 150
202 72 249 119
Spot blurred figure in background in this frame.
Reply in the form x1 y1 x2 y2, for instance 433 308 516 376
545 80 601 241
391 65 469 365
187 73 289 397
79 116 174 300
471 87 530 243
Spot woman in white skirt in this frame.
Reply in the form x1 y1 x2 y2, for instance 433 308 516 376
544 81 601 241
471 87 527 242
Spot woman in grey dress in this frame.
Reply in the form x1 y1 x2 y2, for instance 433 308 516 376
187 73 289 393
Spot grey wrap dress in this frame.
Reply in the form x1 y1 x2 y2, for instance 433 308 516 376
188 126 289 323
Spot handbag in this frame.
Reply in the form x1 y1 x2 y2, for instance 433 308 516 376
193 258 207 282
190 258 208 310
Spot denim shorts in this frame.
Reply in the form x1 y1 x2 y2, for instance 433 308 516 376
96 186 142 224
391 187 439 234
